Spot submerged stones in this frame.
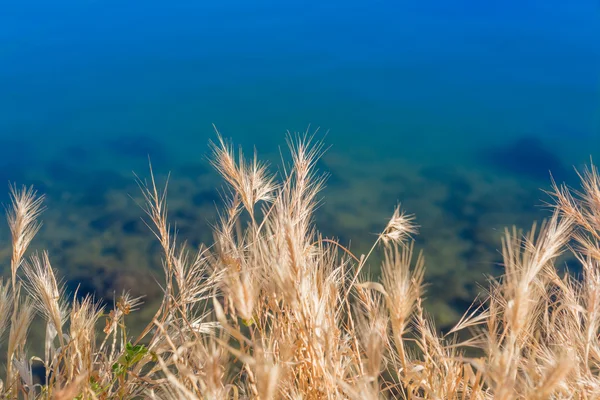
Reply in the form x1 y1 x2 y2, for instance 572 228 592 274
0 137 580 333
482 136 570 181
104 134 169 163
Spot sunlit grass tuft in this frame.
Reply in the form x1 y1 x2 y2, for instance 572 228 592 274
0 131 598 398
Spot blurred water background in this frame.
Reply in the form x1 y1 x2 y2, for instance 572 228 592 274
1 0 599 328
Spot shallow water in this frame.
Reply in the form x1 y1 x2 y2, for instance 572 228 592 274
1 0 599 327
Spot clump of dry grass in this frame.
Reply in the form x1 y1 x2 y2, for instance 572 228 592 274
1 131 599 399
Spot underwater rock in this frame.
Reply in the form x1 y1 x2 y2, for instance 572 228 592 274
101 245 125 259
60 144 93 163
104 134 168 163
192 189 221 207
482 136 569 181
315 158 347 188
89 212 123 231
173 208 198 222
67 265 114 301
122 218 146 235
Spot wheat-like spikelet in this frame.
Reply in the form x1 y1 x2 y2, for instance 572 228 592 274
6 185 45 289
4 133 600 398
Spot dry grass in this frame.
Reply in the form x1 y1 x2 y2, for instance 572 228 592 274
0 132 598 399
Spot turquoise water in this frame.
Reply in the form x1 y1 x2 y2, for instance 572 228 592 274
2 1 599 165
1 0 599 326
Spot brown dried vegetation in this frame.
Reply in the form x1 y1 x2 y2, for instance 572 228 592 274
0 132 598 399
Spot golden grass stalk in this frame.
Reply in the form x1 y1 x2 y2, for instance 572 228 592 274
2 133 600 398
6 185 45 291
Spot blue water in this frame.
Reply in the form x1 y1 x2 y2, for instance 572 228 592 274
2 0 598 170
1 0 599 324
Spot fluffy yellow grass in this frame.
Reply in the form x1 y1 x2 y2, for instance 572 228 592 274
0 132 598 399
